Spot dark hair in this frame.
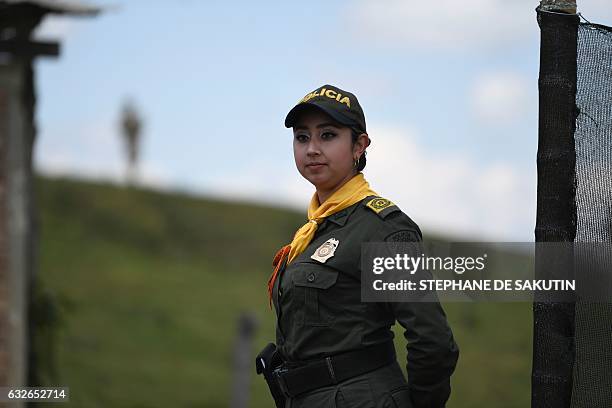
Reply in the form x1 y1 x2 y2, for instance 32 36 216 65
351 128 368 172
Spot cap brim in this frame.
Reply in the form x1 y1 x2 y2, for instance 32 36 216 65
284 102 356 129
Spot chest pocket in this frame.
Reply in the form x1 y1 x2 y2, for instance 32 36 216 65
292 264 339 327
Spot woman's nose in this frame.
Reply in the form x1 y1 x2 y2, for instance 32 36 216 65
306 140 321 156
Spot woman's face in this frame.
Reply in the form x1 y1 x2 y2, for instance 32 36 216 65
292 108 358 198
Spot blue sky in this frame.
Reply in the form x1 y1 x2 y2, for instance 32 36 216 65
32 0 612 241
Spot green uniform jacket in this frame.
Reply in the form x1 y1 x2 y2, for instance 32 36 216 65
272 195 459 407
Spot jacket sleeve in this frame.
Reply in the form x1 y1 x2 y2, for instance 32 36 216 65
384 227 460 408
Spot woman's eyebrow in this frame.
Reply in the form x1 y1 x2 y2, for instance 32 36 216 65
317 122 340 129
293 122 339 130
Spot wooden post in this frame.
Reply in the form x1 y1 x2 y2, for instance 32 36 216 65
0 3 99 403
0 64 9 392
0 55 36 408
539 0 577 14
533 2 579 408
0 7 52 400
229 312 258 408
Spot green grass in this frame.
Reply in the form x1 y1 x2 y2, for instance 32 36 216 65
34 175 532 407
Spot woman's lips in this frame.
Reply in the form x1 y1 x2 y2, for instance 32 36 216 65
306 163 326 170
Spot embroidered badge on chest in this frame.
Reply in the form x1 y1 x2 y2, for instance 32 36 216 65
311 238 339 263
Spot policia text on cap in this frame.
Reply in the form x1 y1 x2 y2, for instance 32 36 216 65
256 85 459 408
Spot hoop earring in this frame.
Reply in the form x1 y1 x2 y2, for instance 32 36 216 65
354 157 359 169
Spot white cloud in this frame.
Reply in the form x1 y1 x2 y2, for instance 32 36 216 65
199 158 314 210
470 72 531 123
344 0 612 51
35 118 536 240
346 0 537 50
201 122 536 241
364 123 536 241
38 155 173 191
35 119 173 190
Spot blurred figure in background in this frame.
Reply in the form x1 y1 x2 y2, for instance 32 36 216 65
120 99 142 186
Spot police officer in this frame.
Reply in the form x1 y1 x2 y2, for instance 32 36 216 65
256 85 459 408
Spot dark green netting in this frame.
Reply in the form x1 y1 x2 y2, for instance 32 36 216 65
571 21 612 408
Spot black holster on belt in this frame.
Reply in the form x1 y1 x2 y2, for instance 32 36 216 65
255 343 286 408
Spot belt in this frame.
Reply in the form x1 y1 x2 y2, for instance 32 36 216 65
274 341 396 398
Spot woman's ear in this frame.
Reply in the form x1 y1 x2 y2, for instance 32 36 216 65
354 133 370 157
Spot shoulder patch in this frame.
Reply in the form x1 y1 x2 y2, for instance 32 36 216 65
365 197 399 219
385 230 421 242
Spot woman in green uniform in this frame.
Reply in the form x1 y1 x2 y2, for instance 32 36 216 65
257 84 459 408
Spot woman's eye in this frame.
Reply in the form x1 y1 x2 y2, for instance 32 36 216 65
295 134 309 143
321 132 336 140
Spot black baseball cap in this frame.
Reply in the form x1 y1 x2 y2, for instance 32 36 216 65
284 84 367 133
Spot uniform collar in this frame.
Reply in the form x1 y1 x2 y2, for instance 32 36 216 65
325 195 376 227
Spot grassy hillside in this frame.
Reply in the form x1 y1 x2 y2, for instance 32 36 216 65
34 176 532 407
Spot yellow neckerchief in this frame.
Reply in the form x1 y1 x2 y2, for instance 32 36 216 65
268 172 378 306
